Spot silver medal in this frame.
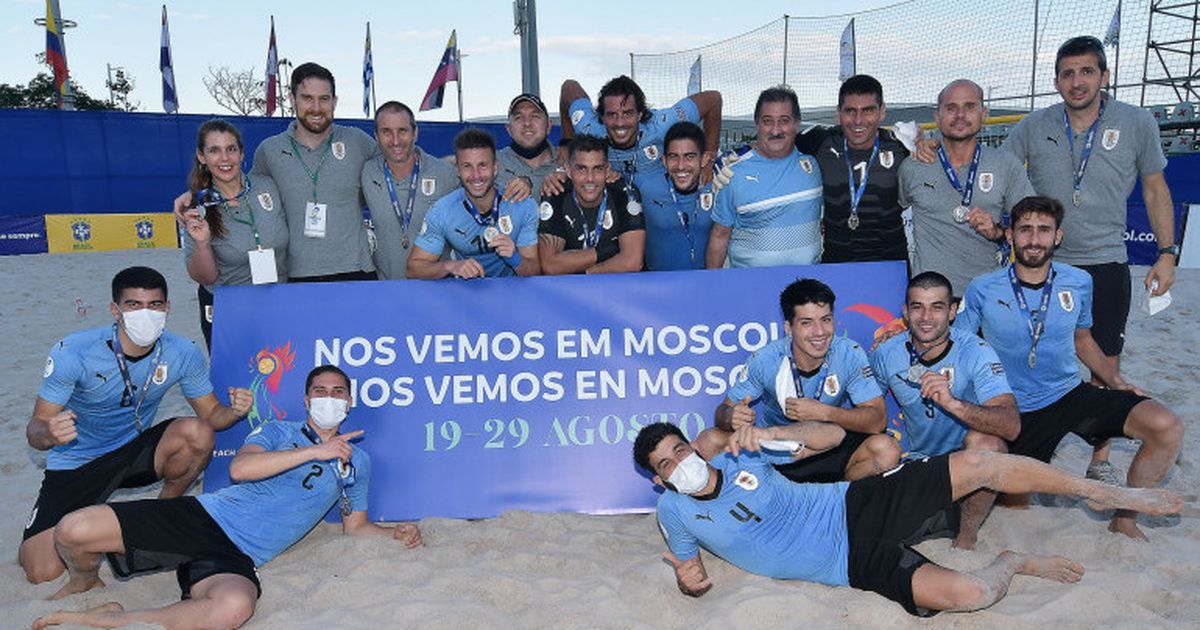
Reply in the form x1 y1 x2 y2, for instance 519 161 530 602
1072 190 1081 207
952 205 969 224
339 494 352 516
907 364 928 382
401 235 410 249
483 226 500 242
848 213 860 231
1027 349 1037 368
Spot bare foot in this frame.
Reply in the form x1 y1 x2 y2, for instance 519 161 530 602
32 602 123 629
47 575 104 601
1086 485 1182 515
1016 554 1085 583
1109 513 1150 541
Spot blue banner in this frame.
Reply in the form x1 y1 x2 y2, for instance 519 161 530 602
0 215 48 255
208 263 907 520
1125 202 1188 265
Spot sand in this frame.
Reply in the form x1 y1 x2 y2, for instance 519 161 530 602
0 248 1195 629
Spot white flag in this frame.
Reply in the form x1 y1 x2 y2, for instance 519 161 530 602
687 55 701 95
839 19 856 82
1103 2 1121 47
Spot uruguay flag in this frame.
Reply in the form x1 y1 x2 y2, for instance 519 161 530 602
419 30 459 112
160 5 178 113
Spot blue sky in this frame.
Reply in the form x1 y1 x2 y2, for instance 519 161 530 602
3 0 894 121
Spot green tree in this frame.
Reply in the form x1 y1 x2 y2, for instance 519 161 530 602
0 73 113 110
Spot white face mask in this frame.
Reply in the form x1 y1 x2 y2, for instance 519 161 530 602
309 396 349 430
121 309 168 347
667 452 711 495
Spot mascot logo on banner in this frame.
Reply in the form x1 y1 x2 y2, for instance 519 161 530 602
247 341 297 429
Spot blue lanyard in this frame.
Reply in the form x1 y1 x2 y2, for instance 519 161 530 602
936 142 981 208
667 177 698 265
787 354 827 402
844 136 880 216
1062 97 1107 197
1006 265 1056 361
461 189 502 228
572 189 608 248
382 154 420 233
109 324 163 433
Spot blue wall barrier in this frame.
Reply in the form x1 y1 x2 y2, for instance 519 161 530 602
207 263 908 520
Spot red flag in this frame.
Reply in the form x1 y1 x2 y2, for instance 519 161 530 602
265 16 279 116
420 30 460 112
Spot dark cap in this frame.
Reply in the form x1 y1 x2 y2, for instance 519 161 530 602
508 93 548 117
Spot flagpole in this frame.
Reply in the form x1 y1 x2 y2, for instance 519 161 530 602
1113 1 1121 100
456 45 464 123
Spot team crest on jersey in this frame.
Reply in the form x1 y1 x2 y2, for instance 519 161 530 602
699 193 714 211
1102 129 1120 150
978 172 994 193
798 157 814 174
539 201 554 221
1058 290 1074 312
734 471 759 491
152 363 169 385
879 150 894 169
256 192 274 211
602 209 614 230
571 109 585 125
204 305 213 323
331 141 346 160
43 356 54 378
498 214 514 235
939 366 956 389
643 144 660 161
421 177 436 196
823 373 841 397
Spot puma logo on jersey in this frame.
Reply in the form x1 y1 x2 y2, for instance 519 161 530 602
1046 137 1059 146
694 513 713 522
829 146 841 158
997 298 1012 309
923 182 935 190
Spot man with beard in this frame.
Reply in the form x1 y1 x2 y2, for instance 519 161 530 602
706 86 823 269
634 421 1180 615
696 278 900 483
407 129 541 279
899 80 1034 296
1003 36 1179 482
250 62 379 282
538 134 646 275
555 75 722 194
637 122 714 271
955 196 1183 541
871 271 1018 549
361 101 459 280
497 93 559 196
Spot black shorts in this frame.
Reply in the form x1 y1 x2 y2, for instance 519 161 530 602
108 496 261 600
23 419 176 540
197 284 213 351
1010 383 1147 463
289 270 377 283
1078 262 1131 356
773 430 871 483
844 455 960 617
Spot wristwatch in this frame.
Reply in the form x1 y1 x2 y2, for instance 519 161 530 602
1157 244 1180 257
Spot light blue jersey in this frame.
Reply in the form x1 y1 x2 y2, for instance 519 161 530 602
871 328 1012 458
638 173 714 271
711 149 823 268
568 96 700 192
198 421 371 566
727 336 880 428
955 263 1092 412
39 327 212 470
414 185 539 278
657 450 851 585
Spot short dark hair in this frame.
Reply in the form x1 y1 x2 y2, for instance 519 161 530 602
633 422 686 473
838 74 883 108
112 266 168 303
568 134 608 163
754 85 800 121
1010 195 1065 229
779 278 836 323
1055 36 1107 75
374 100 416 130
453 128 496 157
596 75 652 124
907 271 954 302
664 121 705 155
305 365 351 394
291 62 336 97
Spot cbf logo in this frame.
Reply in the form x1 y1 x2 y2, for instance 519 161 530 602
246 341 297 430
71 219 91 243
135 218 155 242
